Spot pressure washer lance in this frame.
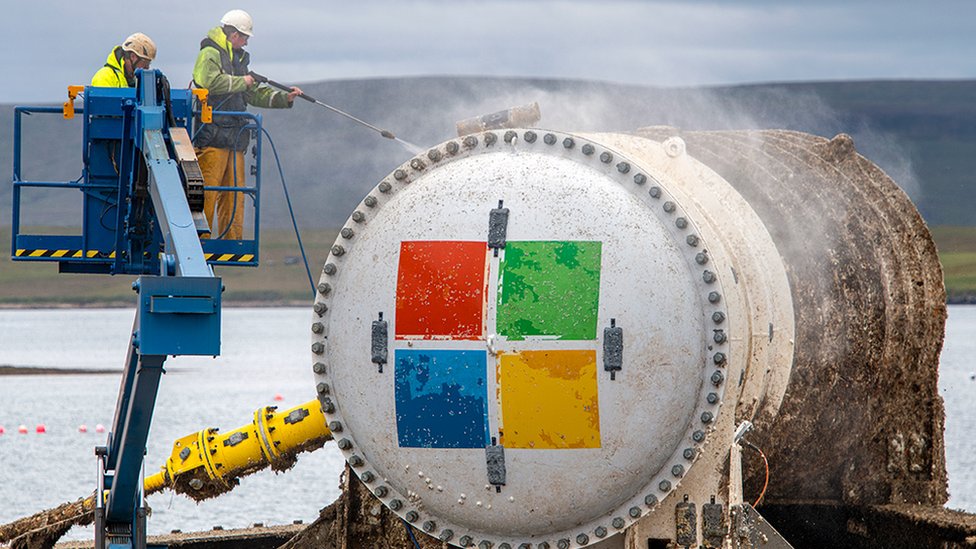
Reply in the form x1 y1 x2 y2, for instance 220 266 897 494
249 72 422 154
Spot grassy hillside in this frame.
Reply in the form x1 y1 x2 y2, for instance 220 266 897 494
931 226 976 300
1 225 972 307
3 77 974 230
0 226 336 307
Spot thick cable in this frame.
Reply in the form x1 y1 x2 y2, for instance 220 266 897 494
260 127 316 298
402 519 422 549
742 440 770 507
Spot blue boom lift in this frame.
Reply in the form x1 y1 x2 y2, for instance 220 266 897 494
10 69 263 549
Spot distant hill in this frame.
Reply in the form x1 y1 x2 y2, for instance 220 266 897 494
2 77 973 229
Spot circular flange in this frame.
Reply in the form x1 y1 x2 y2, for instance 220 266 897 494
312 130 730 548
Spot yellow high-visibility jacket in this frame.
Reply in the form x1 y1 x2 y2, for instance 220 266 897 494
91 46 130 87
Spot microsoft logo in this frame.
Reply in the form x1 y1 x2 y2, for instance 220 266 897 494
393 240 605 450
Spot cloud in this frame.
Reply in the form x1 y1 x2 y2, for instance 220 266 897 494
0 1 974 103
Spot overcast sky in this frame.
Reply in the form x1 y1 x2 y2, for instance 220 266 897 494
1 1 973 103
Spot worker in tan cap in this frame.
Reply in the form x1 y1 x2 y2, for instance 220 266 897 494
192 9 302 240
91 33 157 87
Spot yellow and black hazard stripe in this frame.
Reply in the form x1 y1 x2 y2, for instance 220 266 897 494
205 253 255 263
15 249 112 259
16 249 254 264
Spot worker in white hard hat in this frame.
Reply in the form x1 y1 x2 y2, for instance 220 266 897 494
91 33 157 87
191 9 303 240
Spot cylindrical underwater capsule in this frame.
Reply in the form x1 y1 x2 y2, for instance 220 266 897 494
309 124 824 548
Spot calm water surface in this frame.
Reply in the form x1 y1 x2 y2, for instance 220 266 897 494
0 306 974 541
0 308 344 540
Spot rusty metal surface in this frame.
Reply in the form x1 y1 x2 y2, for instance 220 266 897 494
634 128 947 508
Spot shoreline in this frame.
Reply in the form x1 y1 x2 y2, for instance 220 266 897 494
0 365 119 376
0 300 313 310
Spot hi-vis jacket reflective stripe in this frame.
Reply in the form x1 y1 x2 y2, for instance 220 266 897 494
91 46 130 88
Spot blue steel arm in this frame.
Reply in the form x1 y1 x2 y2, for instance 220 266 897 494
142 129 211 277
98 70 223 548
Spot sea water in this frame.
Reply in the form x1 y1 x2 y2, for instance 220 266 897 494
0 306 974 541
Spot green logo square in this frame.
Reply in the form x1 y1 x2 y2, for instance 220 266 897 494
496 241 602 340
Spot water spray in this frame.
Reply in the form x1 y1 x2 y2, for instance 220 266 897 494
249 72 423 155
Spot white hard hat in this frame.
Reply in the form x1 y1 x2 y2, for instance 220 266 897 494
220 9 254 37
122 33 157 62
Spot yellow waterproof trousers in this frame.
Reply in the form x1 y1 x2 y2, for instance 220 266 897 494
196 146 246 240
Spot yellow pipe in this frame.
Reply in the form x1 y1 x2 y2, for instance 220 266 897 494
146 399 332 498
